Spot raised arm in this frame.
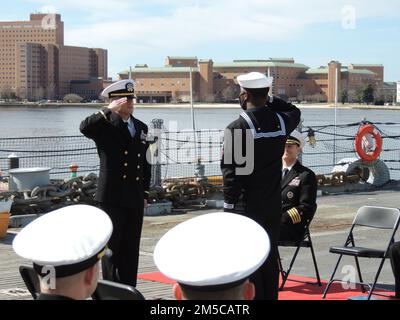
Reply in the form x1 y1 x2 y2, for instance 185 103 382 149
80 98 127 140
268 96 301 135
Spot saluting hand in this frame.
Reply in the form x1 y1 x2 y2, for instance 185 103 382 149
107 97 127 113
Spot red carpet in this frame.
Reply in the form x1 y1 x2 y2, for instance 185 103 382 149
138 272 395 300
138 271 176 285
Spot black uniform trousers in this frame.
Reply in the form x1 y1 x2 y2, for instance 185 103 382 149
389 241 400 298
249 214 281 301
234 192 281 300
99 202 144 288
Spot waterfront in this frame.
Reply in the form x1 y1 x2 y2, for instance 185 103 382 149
1 105 400 138
1 105 400 180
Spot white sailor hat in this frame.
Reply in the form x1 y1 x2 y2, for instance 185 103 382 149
13 205 113 278
286 130 307 149
154 212 270 291
101 79 135 99
237 72 273 89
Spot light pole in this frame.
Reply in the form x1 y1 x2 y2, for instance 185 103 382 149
333 67 339 165
189 67 198 160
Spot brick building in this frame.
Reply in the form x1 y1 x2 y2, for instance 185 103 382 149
0 14 107 100
119 57 384 104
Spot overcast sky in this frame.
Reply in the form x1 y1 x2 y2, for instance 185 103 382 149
1 0 399 81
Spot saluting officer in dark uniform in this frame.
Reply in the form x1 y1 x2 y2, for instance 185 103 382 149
280 130 317 241
221 72 301 300
80 79 151 287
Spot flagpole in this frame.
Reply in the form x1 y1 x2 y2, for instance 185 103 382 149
189 67 198 160
334 67 338 164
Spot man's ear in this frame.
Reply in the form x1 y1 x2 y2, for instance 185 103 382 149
240 91 248 100
84 265 96 286
243 281 255 300
173 283 182 300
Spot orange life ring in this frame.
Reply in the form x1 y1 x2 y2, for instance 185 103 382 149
354 124 382 162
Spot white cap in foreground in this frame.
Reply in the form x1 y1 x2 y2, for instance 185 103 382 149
13 205 113 278
154 212 270 290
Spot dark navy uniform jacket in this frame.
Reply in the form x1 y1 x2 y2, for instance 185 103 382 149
281 160 317 240
80 107 151 208
221 96 301 226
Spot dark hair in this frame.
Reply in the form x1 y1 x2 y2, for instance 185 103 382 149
180 282 246 300
245 87 270 99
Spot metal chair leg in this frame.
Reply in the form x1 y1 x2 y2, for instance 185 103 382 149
354 256 367 293
309 239 322 286
277 249 287 291
367 258 386 300
279 244 302 290
322 254 343 298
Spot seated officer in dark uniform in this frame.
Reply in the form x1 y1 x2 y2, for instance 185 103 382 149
80 79 151 287
389 242 400 299
154 212 270 300
280 130 317 241
13 205 113 300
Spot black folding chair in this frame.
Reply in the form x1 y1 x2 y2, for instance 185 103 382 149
19 265 145 300
92 279 145 300
277 219 322 290
322 206 400 300
19 265 40 300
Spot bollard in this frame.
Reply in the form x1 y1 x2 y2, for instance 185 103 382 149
194 158 206 182
8 153 19 170
69 163 78 178
151 119 164 187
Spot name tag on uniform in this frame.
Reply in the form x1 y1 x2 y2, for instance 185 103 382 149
289 177 301 187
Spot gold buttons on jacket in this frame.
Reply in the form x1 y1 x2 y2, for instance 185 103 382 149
137 165 140 169
138 153 141 158
136 177 140 181
124 151 128 155
123 175 127 179
124 163 128 167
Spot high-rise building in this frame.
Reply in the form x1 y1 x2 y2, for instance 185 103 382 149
0 14 107 100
